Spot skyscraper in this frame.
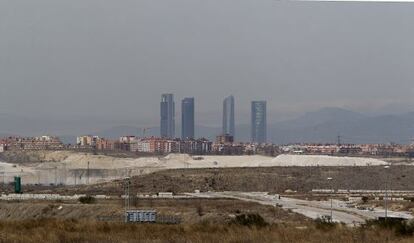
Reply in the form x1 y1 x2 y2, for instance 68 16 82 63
160 94 175 138
222 95 235 138
181 97 195 139
251 101 267 143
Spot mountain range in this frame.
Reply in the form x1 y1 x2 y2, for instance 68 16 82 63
1 107 414 144
83 107 414 144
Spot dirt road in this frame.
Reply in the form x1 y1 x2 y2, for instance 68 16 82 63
187 191 413 225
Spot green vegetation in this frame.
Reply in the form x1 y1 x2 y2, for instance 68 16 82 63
78 196 96 204
57 166 414 196
314 217 337 231
0 218 412 243
231 213 268 227
361 196 369 203
364 219 414 236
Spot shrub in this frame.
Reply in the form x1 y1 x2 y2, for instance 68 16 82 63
396 221 414 236
231 213 268 228
361 196 369 203
78 196 96 204
196 205 204 216
365 219 414 236
404 197 414 202
314 217 336 231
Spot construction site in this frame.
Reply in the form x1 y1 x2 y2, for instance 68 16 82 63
1 151 414 217
0 150 414 242
0 150 393 185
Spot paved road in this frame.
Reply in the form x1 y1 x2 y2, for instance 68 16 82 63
187 191 413 225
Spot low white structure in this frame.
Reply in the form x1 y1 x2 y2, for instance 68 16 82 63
269 154 388 167
0 193 87 201
158 192 174 198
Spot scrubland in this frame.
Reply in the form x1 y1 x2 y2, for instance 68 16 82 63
0 218 412 243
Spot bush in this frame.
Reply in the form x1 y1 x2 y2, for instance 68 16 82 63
78 196 96 204
404 197 414 202
314 217 336 231
231 213 268 228
396 221 414 236
365 219 414 236
196 205 204 216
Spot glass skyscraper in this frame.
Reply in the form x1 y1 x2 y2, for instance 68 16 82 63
251 101 267 143
160 94 175 138
222 95 235 138
181 97 195 139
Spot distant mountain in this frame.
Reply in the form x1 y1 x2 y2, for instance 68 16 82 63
0 113 114 136
2 108 414 144
277 107 366 129
47 108 414 145
265 109 414 144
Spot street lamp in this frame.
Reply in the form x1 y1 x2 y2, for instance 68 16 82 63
124 177 131 223
384 165 390 221
0 166 4 192
327 177 333 222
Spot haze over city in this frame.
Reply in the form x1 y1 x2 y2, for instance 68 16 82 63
2 1 414 241
1 0 414 139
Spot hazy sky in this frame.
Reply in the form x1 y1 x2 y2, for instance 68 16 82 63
0 0 413 126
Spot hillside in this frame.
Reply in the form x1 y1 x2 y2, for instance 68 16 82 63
48 165 414 196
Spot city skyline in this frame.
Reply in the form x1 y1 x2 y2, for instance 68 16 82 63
163 93 268 141
0 0 413 144
1 1 414 236
3 91 414 145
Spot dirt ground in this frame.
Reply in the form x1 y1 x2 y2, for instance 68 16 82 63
36 165 414 196
0 198 307 224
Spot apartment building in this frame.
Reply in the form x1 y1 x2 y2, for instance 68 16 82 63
3 136 64 150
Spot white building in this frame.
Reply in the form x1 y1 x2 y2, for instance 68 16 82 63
137 140 151 152
77 135 99 146
119 136 138 143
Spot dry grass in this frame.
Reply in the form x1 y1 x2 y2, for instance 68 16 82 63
0 199 412 242
0 218 411 243
0 198 307 225
44 165 414 196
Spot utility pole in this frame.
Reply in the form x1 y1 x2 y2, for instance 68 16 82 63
63 164 67 185
337 135 341 146
384 165 390 221
124 177 131 222
327 177 333 222
87 161 90 185
1 166 4 192
54 166 57 186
